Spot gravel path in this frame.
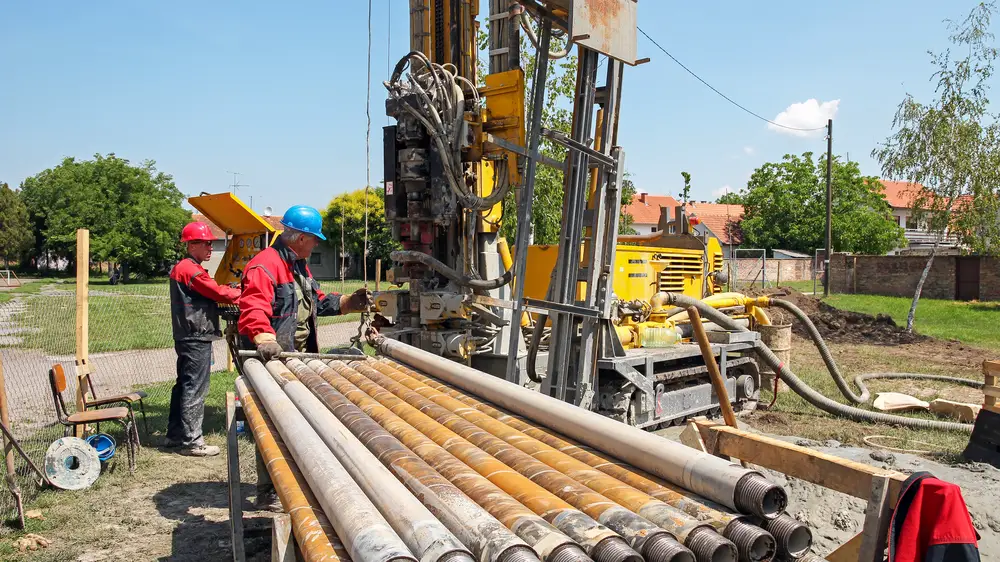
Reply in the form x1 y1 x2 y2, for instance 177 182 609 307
0 321 358 432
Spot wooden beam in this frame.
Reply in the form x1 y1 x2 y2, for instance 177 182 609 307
695 421 907 502
74 229 90 438
825 533 862 562
857 474 892 562
271 513 296 562
0 356 15 486
375 259 382 293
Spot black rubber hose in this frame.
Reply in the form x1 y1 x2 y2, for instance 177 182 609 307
769 299 982 404
391 251 513 290
662 294 974 433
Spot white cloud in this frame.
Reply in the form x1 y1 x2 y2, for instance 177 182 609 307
743 146 754 155
768 99 839 137
712 185 733 197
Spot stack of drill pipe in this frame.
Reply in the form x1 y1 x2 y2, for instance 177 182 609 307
349 359 736 562
380 359 786 562
280 358 590 562
374 338 786 521
234 377 352 562
241 359 417 562
261 359 477 562
312 358 647 562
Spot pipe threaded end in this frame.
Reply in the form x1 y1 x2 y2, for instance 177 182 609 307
590 537 642 562
734 474 787 519
642 533 695 562
723 520 775 562
685 527 738 562
761 513 812 559
437 552 477 562
548 545 593 562
498 546 543 562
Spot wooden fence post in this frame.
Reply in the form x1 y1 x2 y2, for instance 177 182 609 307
0 356 15 484
375 259 382 293
75 229 90 437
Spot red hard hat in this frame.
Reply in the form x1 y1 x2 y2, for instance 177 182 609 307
181 222 216 242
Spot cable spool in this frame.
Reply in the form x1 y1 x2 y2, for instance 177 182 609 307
86 433 117 462
44 437 101 490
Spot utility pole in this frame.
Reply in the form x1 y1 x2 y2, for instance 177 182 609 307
824 119 833 297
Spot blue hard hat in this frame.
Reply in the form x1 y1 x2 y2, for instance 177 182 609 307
280 205 327 241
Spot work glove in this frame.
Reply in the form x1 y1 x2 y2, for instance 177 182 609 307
340 288 374 314
257 340 284 362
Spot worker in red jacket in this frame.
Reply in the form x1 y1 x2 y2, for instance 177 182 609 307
237 205 371 360
166 222 241 457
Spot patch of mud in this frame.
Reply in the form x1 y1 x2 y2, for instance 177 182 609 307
761 288 926 345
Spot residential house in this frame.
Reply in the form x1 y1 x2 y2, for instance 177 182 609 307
686 201 744 258
624 193 681 234
190 213 341 279
879 180 960 253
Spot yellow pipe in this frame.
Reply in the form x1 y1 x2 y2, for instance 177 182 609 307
498 239 530 328
235 379 352 562
368 360 710 544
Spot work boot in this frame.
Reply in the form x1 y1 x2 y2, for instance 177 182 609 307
177 444 220 457
254 490 283 513
161 437 183 448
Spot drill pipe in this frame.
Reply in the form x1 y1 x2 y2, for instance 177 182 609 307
282 359 539 562
758 515 811 560
359 360 711 562
298 359 589 562
375 337 786 520
384 361 778 562
264 360 475 562
235 377 352 562
242 359 417 562
318 359 639 562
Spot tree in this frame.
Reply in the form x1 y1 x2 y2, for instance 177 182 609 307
716 192 744 205
20 154 190 277
0 183 33 267
618 175 638 235
873 2 1000 331
322 187 398 278
736 152 905 255
679 172 692 205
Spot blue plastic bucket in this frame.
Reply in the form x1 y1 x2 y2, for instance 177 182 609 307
86 433 117 462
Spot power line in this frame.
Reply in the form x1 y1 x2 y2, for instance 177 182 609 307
636 27 827 133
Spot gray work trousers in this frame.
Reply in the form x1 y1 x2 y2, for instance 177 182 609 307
167 339 213 447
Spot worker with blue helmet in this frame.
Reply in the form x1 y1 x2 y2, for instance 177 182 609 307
238 204 371 511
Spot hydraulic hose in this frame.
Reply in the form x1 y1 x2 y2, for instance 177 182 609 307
767 299 982 405
392 251 513 290
661 294 974 433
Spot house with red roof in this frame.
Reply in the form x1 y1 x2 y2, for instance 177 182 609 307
878 180 960 252
686 201 744 257
623 193 682 234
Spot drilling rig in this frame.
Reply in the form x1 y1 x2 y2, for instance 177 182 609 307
377 1 766 429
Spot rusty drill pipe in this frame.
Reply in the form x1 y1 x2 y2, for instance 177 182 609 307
235 377 352 562
374 337 786 520
316 360 638 562
282 359 539 562
363 360 711 562
242 359 417 562
267 360 475 562
388 361 778 562
298 359 589 562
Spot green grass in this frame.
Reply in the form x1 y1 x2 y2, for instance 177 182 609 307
824 293 1000 351
777 279 820 293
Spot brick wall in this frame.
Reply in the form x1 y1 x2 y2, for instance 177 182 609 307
981 258 1000 301
828 253 958 299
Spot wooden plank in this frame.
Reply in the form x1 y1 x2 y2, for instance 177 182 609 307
375 259 382 293
984 360 1000 375
983 386 1000 399
984 374 997 387
696 421 907 501
857 474 892 562
825 533 862 562
985 404 1000 415
227 391 246 562
74 229 90 438
271 513 296 562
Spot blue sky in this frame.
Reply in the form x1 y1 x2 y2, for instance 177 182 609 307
0 1 968 215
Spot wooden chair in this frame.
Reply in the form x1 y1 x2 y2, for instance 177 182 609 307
48 365 138 472
79 371 149 435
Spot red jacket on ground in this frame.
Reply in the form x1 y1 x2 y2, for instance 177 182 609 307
169 257 240 341
889 471 980 562
237 237 342 352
